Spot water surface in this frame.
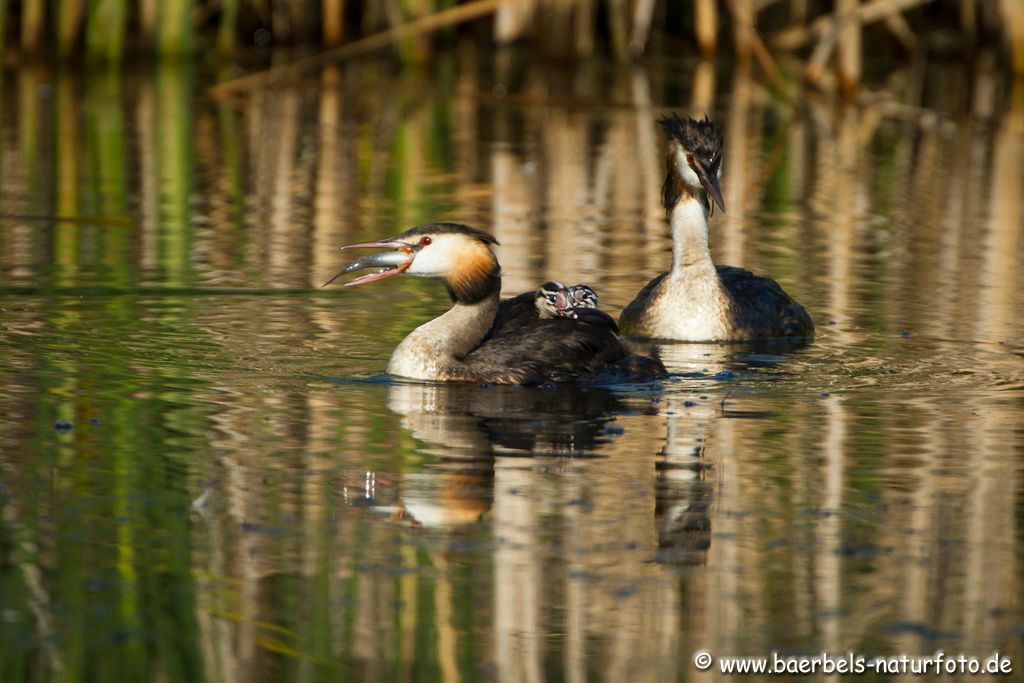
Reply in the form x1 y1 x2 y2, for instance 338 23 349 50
1 56 1022 681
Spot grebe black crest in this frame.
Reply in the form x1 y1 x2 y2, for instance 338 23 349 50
619 114 813 342
328 223 665 384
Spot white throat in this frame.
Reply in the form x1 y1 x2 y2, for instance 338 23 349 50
387 296 500 380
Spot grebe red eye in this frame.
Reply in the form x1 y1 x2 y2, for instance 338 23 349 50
685 154 695 165
420 236 432 246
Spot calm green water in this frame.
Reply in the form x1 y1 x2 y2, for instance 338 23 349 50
1 56 1022 681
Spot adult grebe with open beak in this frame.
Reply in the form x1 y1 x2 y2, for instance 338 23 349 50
327 223 665 384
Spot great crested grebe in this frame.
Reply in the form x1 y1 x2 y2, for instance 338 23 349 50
328 223 665 383
619 114 814 341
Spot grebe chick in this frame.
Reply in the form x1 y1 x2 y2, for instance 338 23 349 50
328 223 665 384
619 115 814 341
538 282 599 317
489 281 605 338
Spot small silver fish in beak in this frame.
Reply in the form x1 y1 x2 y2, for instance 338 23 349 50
323 240 416 287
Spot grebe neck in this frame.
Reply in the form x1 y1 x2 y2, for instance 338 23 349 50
670 194 713 272
387 281 501 381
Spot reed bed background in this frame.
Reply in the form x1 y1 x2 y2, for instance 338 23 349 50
2 1 1023 87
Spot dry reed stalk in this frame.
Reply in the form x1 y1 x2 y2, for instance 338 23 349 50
211 0 509 97
575 0 595 56
695 0 717 55
803 15 842 86
691 59 715 113
971 52 997 120
725 0 792 98
959 0 976 48
266 89 303 287
158 0 193 54
217 0 240 55
57 0 86 56
626 69 664 277
978 78 1023 336
770 0 936 50
138 0 158 45
607 0 630 61
1000 0 1024 73
491 145 538 295
495 0 532 42
731 0 754 59
882 12 916 51
395 0 435 62
323 0 345 45
21 0 45 52
629 0 656 57
791 0 808 23
55 75 80 263
87 0 128 62
721 62 752 267
836 0 861 94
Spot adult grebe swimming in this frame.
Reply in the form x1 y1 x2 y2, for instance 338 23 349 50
328 223 665 383
619 114 814 341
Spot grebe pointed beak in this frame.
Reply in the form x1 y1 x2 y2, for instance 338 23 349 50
341 239 410 251
323 239 415 287
692 163 725 213
695 164 725 214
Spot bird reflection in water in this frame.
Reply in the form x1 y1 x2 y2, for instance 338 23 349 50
654 395 715 566
343 381 632 527
337 380 719 571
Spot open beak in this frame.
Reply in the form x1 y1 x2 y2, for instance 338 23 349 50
322 240 415 287
694 164 726 214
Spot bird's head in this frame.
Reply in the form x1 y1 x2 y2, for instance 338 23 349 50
326 223 501 304
535 282 599 319
659 114 725 214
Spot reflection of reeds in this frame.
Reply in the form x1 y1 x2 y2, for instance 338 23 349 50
20 0 44 53
2 42 1023 681
1002 0 1024 73
56 0 85 57
695 0 717 56
155 60 195 285
86 0 128 62
158 0 193 54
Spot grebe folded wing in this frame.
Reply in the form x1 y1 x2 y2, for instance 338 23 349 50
461 316 635 384
716 266 814 338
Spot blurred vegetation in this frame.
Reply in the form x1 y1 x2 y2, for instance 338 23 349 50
0 0 1021 80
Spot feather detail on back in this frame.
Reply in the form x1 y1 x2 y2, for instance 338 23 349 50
460 316 663 384
479 288 661 383
715 266 814 338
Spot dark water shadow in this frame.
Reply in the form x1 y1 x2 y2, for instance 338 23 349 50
385 379 653 459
